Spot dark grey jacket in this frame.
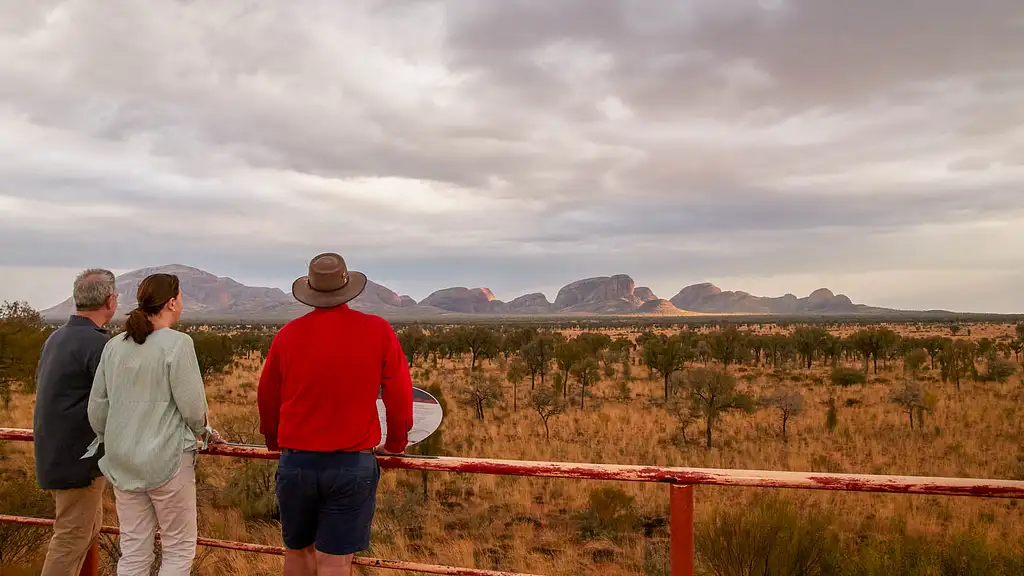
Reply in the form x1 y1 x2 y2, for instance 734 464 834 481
33 315 109 490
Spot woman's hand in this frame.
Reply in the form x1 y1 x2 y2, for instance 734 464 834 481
206 427 226 445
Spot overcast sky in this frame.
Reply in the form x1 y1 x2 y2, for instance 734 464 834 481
1 0 1023 313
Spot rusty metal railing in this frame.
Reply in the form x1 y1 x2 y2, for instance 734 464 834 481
3 427 1024 576
0 515 531 576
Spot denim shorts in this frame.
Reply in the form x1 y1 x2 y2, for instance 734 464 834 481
275 449 380 556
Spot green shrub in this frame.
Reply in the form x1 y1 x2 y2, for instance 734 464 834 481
984 357 1017 383
831 366 867 387
695 495 840 575
617 380 631 401
826 397 839 432
576 487 637 543
642 539 670 576
0 469 54 567
0 301 50 405
217 460 278 522
189 331 237 378
849 531 1024 576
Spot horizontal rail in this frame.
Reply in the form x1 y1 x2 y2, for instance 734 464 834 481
3 428 1023 498
0 515 538 576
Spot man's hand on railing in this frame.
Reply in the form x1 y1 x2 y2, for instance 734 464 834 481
373 446 404 456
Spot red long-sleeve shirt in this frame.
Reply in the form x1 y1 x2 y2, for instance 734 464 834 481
257 304 413 454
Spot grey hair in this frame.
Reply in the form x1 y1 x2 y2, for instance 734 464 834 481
73 268 117 311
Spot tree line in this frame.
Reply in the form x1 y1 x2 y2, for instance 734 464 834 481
397 323 1023 394
3 302 1022 447
395 322 1023 447
0 303 277 409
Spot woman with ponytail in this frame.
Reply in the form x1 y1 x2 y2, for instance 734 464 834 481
88 273 223 575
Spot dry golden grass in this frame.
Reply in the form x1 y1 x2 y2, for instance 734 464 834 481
1 323 1022 575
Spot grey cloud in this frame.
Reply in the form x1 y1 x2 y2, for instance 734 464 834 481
446 0 1024 112
561 187 1024 240
947 157 994 172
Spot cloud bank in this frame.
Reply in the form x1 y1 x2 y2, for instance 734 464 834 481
1 0 1022 312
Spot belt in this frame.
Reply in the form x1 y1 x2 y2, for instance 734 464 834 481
281 448 375 455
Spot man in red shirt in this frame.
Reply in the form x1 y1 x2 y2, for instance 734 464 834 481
258 252 413 576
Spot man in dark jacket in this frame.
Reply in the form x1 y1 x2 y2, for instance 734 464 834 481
33 268 118 576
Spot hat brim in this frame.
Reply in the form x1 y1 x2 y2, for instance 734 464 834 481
291 271 368 308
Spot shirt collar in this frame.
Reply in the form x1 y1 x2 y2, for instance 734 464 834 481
68 314 109 333
311 304 350 314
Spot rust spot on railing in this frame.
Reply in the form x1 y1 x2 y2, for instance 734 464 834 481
0 428 33 442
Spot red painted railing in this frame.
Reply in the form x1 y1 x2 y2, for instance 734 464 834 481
3 427 1024 576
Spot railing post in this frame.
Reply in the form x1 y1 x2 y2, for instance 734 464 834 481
670 484 694 576
78 538 100 576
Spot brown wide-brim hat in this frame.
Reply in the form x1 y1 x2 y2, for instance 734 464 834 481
291 252 368 308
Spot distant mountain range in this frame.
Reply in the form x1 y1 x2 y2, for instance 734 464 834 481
40 264 920 322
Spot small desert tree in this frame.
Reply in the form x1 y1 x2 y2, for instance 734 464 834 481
792 326 829 369
554 338 586 398
576 332 612 358
903 348 929 382
664 382 697 444
610 336 636 361
977 337 996 360
889 382 935 430
764 389 804 444
820 334 844 368
505 358 528 412
848 327 901 374
521 332 556 388
397 325 429 368
642 333 691 398
530 384 565 441
424 328 447 367
1009 339 1024 364
458 326 502 371
0 301 48 406
940 339 978 391
599 350 619 379
696 339 713 366
848 329 876 374
501 327 536 361
684 367 755 449
459 371 504 421
571 356 601 409
921 336 948 370
709 326 746 369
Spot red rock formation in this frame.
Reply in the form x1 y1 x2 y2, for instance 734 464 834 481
419 287 507 314
634 287 658 302
553 274 642 313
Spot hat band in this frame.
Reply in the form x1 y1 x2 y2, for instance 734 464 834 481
308 271 349 293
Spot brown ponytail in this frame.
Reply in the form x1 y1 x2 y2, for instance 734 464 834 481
123 273 180 345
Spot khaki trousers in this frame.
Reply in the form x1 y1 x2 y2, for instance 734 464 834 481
41 475 106 576
112 452 197 576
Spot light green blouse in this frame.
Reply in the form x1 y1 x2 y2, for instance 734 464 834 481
88 328 211 492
